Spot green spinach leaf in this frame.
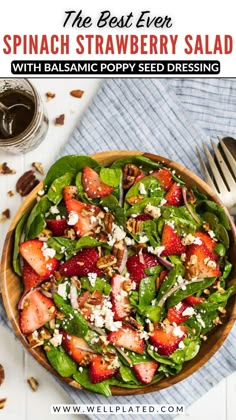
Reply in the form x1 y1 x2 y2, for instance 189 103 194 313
45 345 77 377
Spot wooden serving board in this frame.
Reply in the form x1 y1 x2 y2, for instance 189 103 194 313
1 151 236 396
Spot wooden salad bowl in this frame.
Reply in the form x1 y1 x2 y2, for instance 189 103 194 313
1 151 236 395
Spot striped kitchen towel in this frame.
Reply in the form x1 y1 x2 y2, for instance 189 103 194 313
1 78 236 419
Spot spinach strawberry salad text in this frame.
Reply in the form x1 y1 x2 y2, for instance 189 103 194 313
14 155 234 396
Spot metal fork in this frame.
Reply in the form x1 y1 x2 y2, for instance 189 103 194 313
196 138 236 215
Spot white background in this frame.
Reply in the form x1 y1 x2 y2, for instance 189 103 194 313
0 0 235 76
0 78 235 420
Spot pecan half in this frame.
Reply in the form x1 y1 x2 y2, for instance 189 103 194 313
96 255 117 269
0 364 5 386
104 212 114 234
55 114 65 126
0 398 7 410
32 162 44 175
126 218 143 234
70 89 84 98
27 377 39 392
126 195 143 205
46 91 56 100
113 240 125 268
123 164 141 189
0 162 16 174
16 170 40 196
123 317 142 331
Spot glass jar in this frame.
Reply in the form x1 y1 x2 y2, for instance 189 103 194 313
0 79 48 153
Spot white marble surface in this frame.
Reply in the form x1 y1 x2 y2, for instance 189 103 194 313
0 78 235 420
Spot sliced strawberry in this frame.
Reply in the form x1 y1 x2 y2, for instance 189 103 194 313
195 231 218 259
111 274 131 321
89 354 118 384
133 361 158 384
185 243 221 280
134 171 146 183
185 295 205 305
22 262 43 291
126 253 158 286
167 301 192 325
134 214 152 222
161 224 186 257
82 166 114 198
19 289 56 335
46 218 68 237
152 168 173 191
150 324 187 356
63 185 78 201
65 199 100 237
107 325 145 354
19 239 59 280
61 331 95 365
60 247 102 277
165 182 183 206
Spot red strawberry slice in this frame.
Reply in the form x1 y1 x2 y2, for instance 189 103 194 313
152 168 173 191
107 325 145 354
65 199 100 237
111 274 131 321
133 361 158 384
19 239 59 280
22 262 43 291
63 185 78 201
195 231 218 259
126 253 158 286
150 324 187 356
185 295 205 305
82 166 114 198
19 289 56 335
134 214 152 222
165 182 183 206
167 301 192 325
59 248 102 277
61 331 95 365
46 218 68 237
185 243 221 280
161 224 186 256
89 354 118 384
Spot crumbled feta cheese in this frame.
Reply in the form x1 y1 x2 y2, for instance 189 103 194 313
140 330 149 340
176 275 185 285
166 220 175 229
112 224 126 241
147 245 165 257
90 215 97 224
49 329 63 347
139 183 147 195
124 237 135 246
138 234 149 244
57 282 68 300
41 242 56 260
208 230 216 238
196 314 206 328
144 204 161 219
67 211 79 226
90 299 122 331
55 215 62 220
204 258 217 268
32 330 39 340
78 366 83 372
37 189 45 196
178 341 185 349
160 198 167 207
151 299 156 306
50 205 60 215
88 272 97 287
180 253 186 262
182 307 195 317
190 254 198 265
173 326 185 338
182 234 202 246
175 302 183 311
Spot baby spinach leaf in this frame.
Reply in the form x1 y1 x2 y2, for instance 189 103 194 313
53 293 88 337
214 224 229 248
25 196 51 240
119 365 141 385
80 277 111 295
196 200 230 230
75 236 111 251
99 167 122 187
221 260 233 279
100 195 126 226
145 265 162 276
207 286 235 304
13 212 29 276
111 156 161 171
162 206 199 235
47 237 77 260
202 212 219 229
142 220 161 247
156 262 184 305
47 173 74 205
125 176 162 201
166 277 217 309
170 338 200 364
73 368 112 396
139 276 156 306
44 155 100 190
214 243 226 257
45 345 77 377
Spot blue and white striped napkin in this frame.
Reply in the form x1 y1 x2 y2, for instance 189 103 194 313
1 78 236 419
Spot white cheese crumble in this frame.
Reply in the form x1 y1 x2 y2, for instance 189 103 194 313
140 330 149 340
182 234 202 246
87 272 97 287
182 307 195 317
49 329 63 347
89 299 122 331
67 211 79 226
208 230 216 238
160 198 167 207
196 314 206 328
204 257 217 268
189 254 198 265
50 205 60 215
180 253 186 262
166 220 175 229
147 245 165 257
41 242 56 260
178 341 185 350
173 326 185 338
37 189 45 196
90 215 97 224
78 366 83 372
144 204 161 219
138 234 149 244
139 183 147 195
57 282 69 300
124 237 135 246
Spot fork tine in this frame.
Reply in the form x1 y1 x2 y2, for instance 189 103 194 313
202 142 228 193
218 137 236 178
210 139 235 190
196 146 218 192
